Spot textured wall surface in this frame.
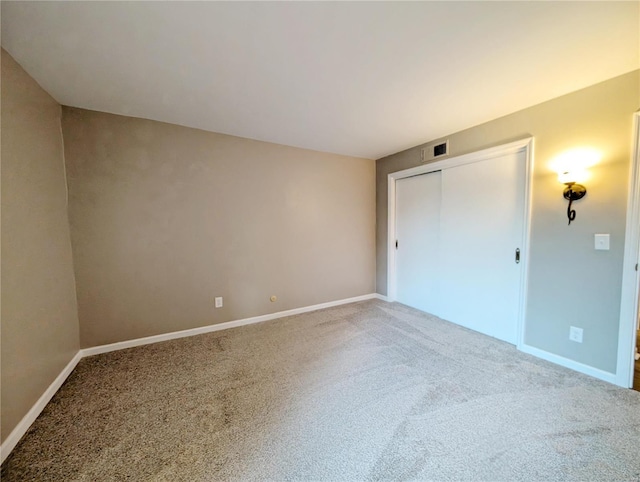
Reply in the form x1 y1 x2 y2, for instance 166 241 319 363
1 50 80 442
376 70 640 374
62 108 375 347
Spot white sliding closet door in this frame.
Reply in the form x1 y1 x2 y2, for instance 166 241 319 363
438 151 525 344
395 172 441 315
394 149 526 344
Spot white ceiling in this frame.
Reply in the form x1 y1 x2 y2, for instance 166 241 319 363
2 2 638 160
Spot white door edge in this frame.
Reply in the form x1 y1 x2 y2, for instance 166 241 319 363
387 137 534 348
616 112 640 388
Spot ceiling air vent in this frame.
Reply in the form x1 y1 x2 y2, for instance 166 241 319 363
421 140 449 163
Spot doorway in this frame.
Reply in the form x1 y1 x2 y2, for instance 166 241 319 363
617 112 640 388
388 138 533 346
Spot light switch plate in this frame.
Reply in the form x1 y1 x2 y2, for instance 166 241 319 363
215 296 223 308
594 234 610 251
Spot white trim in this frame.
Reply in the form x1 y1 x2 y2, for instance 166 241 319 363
616 112 640 388
81 293 379 357
0 351 82 464
519 343 618 385
516 140 535 353
387 176 398 301
373 293 391 302
387 137 534 349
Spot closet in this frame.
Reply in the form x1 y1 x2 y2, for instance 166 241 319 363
394 148 526 344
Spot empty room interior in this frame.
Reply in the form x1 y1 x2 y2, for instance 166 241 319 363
2 1 640 480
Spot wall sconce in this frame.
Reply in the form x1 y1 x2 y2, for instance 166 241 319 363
551 148 600 226
559 171 587 225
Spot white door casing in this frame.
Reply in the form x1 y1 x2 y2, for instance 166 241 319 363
616 112 640 388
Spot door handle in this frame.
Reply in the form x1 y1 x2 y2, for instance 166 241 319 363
515 248 520 264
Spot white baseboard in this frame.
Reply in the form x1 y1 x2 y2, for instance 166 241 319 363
5 294 618 466
2 293 382 463
0 351 82 464
81 293 380 356
518 343 619 386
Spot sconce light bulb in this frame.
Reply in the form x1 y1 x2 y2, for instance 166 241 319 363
559 171 573 184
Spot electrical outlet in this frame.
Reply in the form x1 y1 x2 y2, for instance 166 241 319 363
569 326 583 343
215 296 223 308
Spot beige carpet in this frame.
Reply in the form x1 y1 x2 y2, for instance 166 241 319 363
2 300 640 481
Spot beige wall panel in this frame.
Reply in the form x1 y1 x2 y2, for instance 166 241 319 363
61 108 375 347
1 50 80 442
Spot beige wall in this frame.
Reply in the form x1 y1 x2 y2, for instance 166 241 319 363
1 50 80 442
61 108 375 348
376 70 640 374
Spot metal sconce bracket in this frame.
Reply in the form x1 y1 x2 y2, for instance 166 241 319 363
563 182 587 225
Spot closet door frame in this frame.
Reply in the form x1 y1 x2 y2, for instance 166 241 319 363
387 137 534 349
